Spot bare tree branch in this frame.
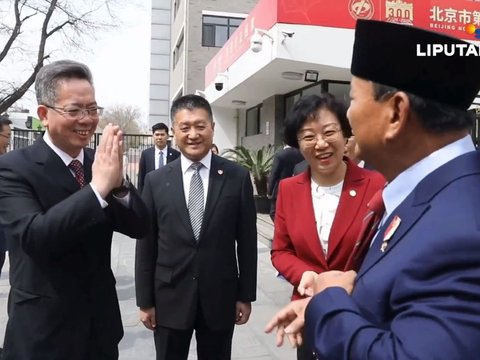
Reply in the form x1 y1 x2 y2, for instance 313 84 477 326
0 0 125 114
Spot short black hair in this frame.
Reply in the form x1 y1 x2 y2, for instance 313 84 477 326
283 94 351 148
170 94 213 124
151 122 169 133
0 115 12 132
372 82 474 133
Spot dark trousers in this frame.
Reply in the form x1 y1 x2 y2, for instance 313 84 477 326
153 303 234 360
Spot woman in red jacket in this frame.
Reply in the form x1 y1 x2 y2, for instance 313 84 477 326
271 94 385 360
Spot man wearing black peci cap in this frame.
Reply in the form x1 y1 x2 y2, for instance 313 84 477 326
265 20 480 359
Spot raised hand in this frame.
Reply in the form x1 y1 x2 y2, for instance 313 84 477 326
91 123 124 198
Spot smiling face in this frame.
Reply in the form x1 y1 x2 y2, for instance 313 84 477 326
38 78 98 158
298 108 347 185
172 108 215 162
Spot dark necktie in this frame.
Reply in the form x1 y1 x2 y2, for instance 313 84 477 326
188 162 204 241
344 189 385 272
158 151 164 169
68 159 86 188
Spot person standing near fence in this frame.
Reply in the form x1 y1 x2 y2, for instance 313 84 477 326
137 122 180 192
0 59 148 360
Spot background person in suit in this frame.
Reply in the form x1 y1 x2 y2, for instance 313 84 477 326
137 122 180 192
135 94 257 360
267 141 304 222
0 116 11 280
0 116 11 356
270 94 384 360
266 20 480 360
0 60 148 360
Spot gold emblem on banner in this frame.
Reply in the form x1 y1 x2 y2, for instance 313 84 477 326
348 0 375 20
386 0 414 25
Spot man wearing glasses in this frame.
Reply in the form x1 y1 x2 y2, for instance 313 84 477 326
0 60 148 360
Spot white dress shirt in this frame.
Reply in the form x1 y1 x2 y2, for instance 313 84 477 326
181 152 212 207
311 179 344 257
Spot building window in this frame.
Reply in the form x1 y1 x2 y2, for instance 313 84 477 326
246 105 261 136
173 33 184 69
202 15 244 47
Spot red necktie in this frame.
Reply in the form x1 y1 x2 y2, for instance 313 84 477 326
345 189 385 272
69 160 86 188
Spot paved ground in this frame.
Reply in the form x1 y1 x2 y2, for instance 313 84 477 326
0 215 296 359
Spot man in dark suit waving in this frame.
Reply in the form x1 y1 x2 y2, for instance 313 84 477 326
135 94 257 360
137 122 180 192
0 60 148 360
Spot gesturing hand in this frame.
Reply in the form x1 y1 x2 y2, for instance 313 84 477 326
300 270 357 296
91 123 124 198
264 298 311 348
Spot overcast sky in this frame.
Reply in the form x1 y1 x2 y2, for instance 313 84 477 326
82 2 151 126
1 1 151 126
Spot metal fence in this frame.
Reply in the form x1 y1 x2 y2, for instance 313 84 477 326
9 129 153 188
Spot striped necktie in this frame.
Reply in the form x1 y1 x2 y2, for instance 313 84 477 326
188 162 204 241
68 160 86 188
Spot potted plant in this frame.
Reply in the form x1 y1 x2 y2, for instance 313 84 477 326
223 145 276 213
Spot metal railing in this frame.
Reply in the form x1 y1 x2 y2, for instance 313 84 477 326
8 130 153 189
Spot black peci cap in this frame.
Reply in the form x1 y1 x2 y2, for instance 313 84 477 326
351 20 480 110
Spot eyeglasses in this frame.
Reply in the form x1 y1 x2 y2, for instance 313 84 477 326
44 104 104 120
298 128 341 148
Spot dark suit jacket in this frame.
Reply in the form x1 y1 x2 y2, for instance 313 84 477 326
267 147 304 220
306 150 480 359
0 226 5 253
293 159 309 175
0 138 148 360
135 154 257 331
271 159 385 300
137 146 180 192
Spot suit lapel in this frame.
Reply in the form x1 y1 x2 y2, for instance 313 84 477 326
357 150 480 278
201 156 227 239
32 138 79 194
166 161 194 239
84 148 94 183
147 147 155 173
357 200 429 278
296 171 328 268
328 160 368 257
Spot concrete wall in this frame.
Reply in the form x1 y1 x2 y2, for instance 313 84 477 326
150 0 172 127
240 94 283 150
211 107 239 153
184 0 258 95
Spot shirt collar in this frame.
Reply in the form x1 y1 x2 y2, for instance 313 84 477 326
383 135 475 217
181 151 212 174
155 145 167 154
43 130 84 166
